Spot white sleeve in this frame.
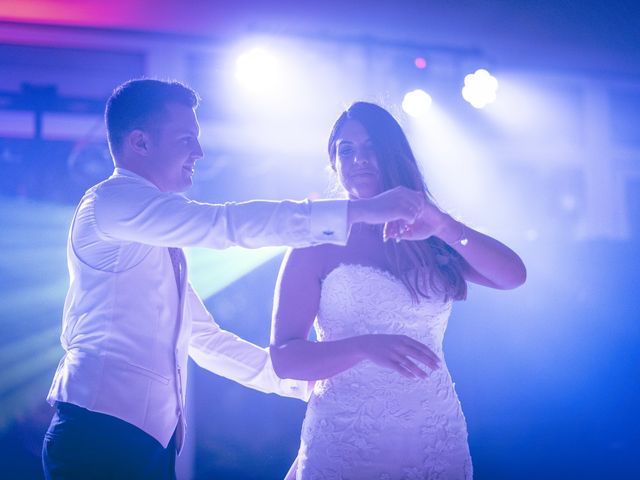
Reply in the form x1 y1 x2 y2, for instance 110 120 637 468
186 283 311 400
93 177 348 249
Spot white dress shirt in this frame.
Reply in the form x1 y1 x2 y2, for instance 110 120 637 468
47 168 349 450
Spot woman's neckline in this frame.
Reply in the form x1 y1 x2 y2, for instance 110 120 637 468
325 262 399 284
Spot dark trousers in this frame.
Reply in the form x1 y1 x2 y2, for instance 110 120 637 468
42 402 176 480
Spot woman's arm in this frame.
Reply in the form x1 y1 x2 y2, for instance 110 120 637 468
269 248 440 381
390 203 526 290
436 216 527 289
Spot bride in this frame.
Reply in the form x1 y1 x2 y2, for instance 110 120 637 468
270 102 526 479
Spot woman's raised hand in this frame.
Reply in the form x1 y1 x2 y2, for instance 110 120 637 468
354 334 441 379
384 202 453 242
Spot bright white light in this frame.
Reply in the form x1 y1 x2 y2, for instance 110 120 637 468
402 89 432 118
462 69 498 109
235 48 280 92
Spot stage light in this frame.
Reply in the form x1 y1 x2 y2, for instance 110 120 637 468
402 89 432 118
235 48 280 92
462 69 498 109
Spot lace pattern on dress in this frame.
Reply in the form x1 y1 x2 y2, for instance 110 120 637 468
297 264 473 480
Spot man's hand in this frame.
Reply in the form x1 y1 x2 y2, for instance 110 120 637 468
383 202 456 242
348 186 425 227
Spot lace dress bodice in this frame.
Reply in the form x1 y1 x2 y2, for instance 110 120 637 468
315 263 451 351
297 264 473 480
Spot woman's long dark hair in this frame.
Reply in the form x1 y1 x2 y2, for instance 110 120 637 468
328 102 467 302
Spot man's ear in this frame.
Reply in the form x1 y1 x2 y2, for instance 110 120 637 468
127 129 152 156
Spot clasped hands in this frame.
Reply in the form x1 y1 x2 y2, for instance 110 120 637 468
354 185 449 242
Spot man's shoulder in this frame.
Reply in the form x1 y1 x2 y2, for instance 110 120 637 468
86 173 156 201
74 175 153 222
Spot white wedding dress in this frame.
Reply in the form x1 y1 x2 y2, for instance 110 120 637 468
296 264 473 480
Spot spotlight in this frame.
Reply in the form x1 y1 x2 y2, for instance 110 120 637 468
402 89 432 118
461 69 498 109
235 48 279 92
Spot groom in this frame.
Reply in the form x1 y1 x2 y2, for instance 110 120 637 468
41 78 425 479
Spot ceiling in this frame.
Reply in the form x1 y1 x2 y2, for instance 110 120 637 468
0 0 638 75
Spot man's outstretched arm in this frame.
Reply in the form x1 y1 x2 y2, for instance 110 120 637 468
93 173 424 249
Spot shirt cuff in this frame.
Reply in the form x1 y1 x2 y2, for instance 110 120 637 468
308 199 349 245
278 378 313 401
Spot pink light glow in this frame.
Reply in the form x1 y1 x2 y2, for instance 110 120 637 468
414 57 427 69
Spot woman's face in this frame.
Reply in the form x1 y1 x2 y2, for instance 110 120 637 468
334 119 383 199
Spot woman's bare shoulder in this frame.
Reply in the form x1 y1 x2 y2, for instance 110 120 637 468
286 243 344 278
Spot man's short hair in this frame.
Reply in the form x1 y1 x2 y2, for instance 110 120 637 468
105 78 199 156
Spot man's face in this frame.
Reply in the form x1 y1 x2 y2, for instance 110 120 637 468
146 102 204 193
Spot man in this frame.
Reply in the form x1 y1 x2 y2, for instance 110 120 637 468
42 78 424 479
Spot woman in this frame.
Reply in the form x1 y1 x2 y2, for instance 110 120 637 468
270 102 526 479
